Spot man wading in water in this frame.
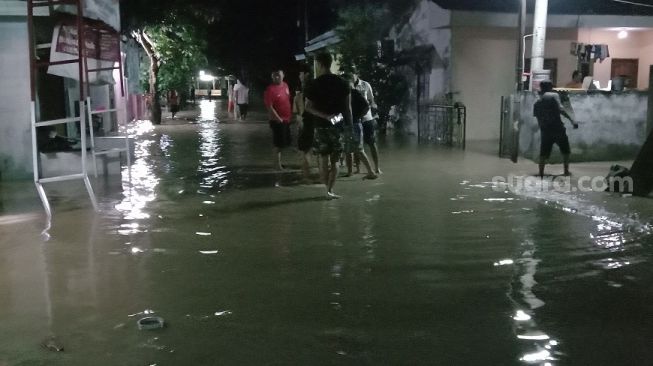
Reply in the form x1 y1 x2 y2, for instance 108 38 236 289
533 80 578 177
304 52 353 199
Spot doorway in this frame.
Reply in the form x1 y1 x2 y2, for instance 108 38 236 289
611 58 639 88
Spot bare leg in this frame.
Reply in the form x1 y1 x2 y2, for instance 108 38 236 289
345 153 353 176
539 157 546 177
368 142 381 174
301 151 311 181
273 147 283 170
356 150 377 179
354 153 360 174
327 152 340 197
563 154 571 176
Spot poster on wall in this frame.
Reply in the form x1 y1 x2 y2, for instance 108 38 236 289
55 0 120 32
47 18 120 84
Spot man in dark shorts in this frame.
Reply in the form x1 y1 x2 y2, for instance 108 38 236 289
342 73 377 179
264 70 293 170
304 52 352 199
353 73 381 174
533 80 578 177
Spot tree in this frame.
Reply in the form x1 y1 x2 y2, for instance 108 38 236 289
134 24 207 123
122 2 216 124
335 4 409 133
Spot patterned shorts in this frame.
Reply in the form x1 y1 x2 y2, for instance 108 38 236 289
314 126 343 156
344 123 363 154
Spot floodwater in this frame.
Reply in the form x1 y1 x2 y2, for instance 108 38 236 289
1 100 653 365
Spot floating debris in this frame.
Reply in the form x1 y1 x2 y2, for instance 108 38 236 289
41 336 64 352
138 316 165 330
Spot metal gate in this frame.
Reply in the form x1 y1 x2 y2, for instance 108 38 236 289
418 102 466 149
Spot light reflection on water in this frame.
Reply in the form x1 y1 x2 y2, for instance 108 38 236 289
487 176 653 365
198 100 217 122
198 121 229 191
116 121 160 221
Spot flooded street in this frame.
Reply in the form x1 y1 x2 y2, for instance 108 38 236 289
1 101 653 365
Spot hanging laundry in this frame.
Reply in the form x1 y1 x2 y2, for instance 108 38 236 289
570 42 578 56
584 44 593 63
600 44 610 62
594 44 602 62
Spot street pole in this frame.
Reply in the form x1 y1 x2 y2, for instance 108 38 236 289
516 0 526 92
530 0 548 91
510 0 528 163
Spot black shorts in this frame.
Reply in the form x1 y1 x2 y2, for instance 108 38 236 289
297 117 315 152
270 121 292 148
362 119 377 145
238 103 248 116
540 131 570 159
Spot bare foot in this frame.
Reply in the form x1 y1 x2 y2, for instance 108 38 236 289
326 192 341 200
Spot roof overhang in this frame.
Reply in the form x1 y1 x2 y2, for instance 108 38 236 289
304 30 341 54
451 11 653 29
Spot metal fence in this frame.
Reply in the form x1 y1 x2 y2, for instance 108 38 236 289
418 102 466 149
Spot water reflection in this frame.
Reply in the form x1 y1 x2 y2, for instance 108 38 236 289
198 121 229 191
116 121 160 221
198 100 217 122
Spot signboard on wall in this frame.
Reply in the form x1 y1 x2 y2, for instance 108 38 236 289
55 18 120 62
48 19 118 84
55 0 120 32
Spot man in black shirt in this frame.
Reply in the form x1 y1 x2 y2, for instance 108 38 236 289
304 52 352 199
533 80 578 177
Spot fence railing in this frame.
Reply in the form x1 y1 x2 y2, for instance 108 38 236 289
418 102 466 149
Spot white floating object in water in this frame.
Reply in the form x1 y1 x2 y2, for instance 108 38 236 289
200 250 219 255
494 259 514 266
137 316 165 330
196 232 212 236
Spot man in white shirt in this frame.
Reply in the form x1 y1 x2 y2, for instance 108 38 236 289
233 79 250 120
353 74 381 174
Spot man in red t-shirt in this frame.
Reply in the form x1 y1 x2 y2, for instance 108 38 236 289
264 70 293 170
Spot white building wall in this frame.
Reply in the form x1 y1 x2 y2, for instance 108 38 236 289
0 19 32 179
638 31 653 88
578 28 653 89
451 26 517 141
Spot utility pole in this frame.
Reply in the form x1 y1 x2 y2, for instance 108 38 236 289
530 0 549 91
516 0 526 92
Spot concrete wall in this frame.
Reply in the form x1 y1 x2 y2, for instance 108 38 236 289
0 19 32 180
517 91 647 162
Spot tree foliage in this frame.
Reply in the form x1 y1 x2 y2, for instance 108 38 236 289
140 25 208 99
122 1 214 123
335 4 409 131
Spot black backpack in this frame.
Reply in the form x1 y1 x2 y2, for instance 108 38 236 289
351 88 370 120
